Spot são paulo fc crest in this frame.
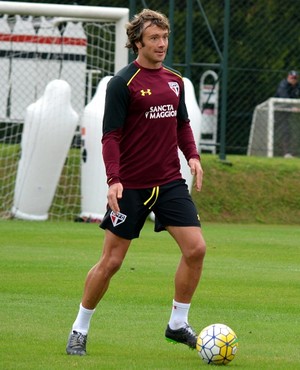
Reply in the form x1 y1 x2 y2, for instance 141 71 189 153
168 82 179 97
110 211 127 227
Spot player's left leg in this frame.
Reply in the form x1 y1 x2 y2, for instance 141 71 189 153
154 180 206 348
168 225 206 303
165 225 206 349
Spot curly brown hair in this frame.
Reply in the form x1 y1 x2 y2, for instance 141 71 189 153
125 9 170 54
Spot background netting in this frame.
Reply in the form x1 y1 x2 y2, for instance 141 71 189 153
0 10 118 219
1 0 300 220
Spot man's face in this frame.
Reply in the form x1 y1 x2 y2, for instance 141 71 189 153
288 74 298 86
136 23 169 68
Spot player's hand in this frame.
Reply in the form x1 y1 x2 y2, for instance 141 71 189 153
107 182 123 213
188 157 203 192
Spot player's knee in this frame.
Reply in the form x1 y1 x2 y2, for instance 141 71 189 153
195 240 206 261
107 256 124 275
185 239 206 264
97 255 123 278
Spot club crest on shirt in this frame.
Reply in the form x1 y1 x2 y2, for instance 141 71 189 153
168 82 179 97
110 211 127 227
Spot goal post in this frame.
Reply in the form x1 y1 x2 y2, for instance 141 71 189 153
248 97 300 157
0 1 129 220
0 1 129 73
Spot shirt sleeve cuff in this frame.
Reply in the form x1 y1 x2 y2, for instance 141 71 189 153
107 177 120 186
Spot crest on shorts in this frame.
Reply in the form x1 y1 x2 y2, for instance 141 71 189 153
168 82 179 97
110 211 127 227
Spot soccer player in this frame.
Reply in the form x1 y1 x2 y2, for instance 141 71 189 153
274 70 300 157
66 8 206 356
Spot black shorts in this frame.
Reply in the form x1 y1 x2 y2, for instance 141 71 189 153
100 179 201 240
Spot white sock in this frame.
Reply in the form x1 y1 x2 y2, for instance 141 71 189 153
168 299 191 330
72 303 95 335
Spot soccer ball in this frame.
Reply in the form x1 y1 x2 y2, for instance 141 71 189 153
196 323 238 365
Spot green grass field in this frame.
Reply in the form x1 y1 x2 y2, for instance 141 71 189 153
1 220 299 369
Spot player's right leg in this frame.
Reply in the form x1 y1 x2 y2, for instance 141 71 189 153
82 230 131 309
66 188 151 356
66 230 131 355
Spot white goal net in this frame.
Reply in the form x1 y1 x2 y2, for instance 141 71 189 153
0 1 128 220
247 97 300 157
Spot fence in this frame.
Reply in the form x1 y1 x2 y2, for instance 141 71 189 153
5 0 300 156
0 0 300 220
129 0 300 157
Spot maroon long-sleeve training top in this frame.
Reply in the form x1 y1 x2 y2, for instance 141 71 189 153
102 60 199 189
